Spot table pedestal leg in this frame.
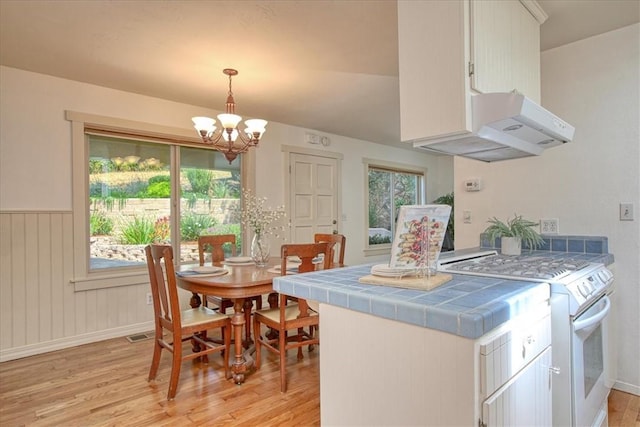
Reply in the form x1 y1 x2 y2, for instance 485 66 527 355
231 298 251 384
267 292 279 308
243 298 254 349
189 292 202 309
189 292 203 353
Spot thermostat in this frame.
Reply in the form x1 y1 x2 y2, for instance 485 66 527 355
464 179 481 192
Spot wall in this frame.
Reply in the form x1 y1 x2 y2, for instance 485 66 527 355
454 24 640 394
0 66 452 360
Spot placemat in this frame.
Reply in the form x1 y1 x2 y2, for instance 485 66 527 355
358 273 452 291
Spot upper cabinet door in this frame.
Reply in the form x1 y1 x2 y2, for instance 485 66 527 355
470 0 541 103
398 0 545 144
398 0 472 143
512 2 541 102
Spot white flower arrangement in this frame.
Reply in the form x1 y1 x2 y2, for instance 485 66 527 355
236 188 286 238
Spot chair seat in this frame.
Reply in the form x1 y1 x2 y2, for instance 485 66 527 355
254 303 318 324
182 306 229 327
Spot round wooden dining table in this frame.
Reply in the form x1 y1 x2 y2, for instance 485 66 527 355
176 259 280 385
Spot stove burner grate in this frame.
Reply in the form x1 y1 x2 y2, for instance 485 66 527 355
444 255 591 280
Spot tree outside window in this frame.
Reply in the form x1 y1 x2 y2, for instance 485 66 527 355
368 166 423 247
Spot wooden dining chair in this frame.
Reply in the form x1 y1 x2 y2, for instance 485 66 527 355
314 233 346 266
145 244 231 400
197 234 263 314
253 242 331 392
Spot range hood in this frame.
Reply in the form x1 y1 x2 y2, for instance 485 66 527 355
414 93 575 162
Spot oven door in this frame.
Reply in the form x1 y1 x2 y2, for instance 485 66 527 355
571 295 611 427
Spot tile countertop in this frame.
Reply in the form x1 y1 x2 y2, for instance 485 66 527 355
273 264 549 340
476 234 615 265
273 236 614 340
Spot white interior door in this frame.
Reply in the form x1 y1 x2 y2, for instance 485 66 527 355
289 152 339 243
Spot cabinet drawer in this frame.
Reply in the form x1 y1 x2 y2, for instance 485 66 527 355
480 313 551 398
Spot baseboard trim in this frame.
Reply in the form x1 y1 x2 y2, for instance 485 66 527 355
613 381 640 397
0 321 154 362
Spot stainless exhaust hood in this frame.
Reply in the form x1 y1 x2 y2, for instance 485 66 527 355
413 93 575 162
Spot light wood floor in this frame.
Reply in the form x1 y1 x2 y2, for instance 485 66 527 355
1 334 638 426
0 333 320 426
609 388 640 427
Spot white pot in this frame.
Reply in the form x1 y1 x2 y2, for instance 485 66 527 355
501 237 522 256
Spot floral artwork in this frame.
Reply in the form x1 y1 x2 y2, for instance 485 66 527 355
390 205 452 270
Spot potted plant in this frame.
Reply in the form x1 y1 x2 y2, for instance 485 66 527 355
483 214 544 255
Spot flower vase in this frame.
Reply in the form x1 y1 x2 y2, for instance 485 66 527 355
251 233 270 267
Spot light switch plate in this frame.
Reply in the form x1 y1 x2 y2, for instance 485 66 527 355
620 203 634 221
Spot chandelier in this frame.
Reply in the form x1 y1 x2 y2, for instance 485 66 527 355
192 68 267 163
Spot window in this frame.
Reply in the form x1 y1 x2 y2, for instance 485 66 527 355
364 159 425 255
88 136 240 271
68 111 248 291
88 136 172 271
179 146 241 258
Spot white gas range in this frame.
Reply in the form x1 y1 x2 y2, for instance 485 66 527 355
438 250 614 427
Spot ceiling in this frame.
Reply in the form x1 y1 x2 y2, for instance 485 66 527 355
1 1 638 148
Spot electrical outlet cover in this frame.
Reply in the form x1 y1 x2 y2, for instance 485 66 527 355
541 219 559 234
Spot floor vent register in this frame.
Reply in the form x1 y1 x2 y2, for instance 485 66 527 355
125 332 154 343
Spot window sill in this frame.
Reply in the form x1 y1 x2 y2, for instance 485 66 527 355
363 246 392 257
71 271 149 291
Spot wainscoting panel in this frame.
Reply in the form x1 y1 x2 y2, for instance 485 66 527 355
0 211 154 361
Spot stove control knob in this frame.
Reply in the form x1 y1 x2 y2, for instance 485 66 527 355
584 279 595 293
577 282 590 297
598 270 613 284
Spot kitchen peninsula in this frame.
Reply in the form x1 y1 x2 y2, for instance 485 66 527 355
273 236 615 425
273 263 552 426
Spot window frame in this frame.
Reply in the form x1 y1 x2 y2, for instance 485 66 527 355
362 158 427 257
67 111 253 291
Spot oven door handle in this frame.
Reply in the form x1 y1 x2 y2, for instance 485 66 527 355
573 296 610 332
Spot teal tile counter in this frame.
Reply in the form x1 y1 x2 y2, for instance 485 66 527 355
476 234 614 265
273 264 550 339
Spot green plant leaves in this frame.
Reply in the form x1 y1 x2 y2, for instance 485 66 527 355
484 214 544 251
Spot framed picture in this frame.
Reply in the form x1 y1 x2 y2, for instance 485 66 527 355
389 204 452 269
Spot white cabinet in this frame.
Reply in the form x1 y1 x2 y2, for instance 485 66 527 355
318 302 552 426
479 312 552 427
398 0 546 144
482 347 553 426
470 0 541 102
